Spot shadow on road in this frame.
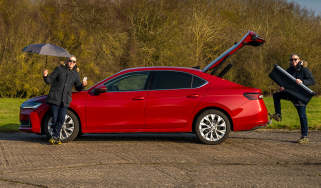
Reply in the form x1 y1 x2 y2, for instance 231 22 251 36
230 135 297 144
0 132 200 144
2 130 318 144
0 131 48 144
75 133 199 144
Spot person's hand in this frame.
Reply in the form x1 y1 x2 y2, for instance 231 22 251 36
279 86 285 91
82 77 87 86
296 79 303 84
43 69 48 77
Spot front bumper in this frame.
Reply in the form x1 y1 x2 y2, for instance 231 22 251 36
19 105 49 134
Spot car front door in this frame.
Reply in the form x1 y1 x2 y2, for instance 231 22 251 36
145 71 206 131
85 71 150 132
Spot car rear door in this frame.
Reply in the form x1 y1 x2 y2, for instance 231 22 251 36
145 70 206 131
85 71 150 132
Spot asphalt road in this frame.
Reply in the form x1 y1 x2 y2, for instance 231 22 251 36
0 130 320 187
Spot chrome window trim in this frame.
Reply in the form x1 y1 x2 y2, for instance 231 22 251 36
102 70 208 92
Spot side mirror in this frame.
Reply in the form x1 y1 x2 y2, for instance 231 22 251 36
93 86 107 95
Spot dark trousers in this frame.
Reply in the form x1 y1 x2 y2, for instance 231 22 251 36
50 104 67 138
273 92 308 137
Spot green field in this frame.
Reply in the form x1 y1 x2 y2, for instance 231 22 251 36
264 96 321 130
0 97 320 132
0 98 26 132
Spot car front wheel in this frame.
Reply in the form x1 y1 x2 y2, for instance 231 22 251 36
43 110 79 142
195 109 231 145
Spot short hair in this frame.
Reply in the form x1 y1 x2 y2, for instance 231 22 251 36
290 54 300 59
69 55 77 62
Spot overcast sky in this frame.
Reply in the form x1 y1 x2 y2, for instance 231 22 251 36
287 0 321 15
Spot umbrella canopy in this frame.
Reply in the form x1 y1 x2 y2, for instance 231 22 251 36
22 43 71 57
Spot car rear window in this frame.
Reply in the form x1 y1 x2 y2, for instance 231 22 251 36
150 71 192 90
192 76 206 88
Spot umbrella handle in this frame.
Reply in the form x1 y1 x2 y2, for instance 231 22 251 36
45 56 48 67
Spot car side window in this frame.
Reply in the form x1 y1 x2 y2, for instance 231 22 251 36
104 72 149 91
150 71 193 90
192 76 206 88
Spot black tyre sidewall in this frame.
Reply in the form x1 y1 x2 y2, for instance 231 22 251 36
43 110 79 142
195 109 231 145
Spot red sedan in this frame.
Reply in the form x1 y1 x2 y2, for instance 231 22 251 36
20 31 268 144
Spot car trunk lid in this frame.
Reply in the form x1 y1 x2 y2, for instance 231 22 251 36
202 31 265 76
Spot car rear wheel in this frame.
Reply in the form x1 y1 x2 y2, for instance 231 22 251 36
195 109 231 145
43 110 79 142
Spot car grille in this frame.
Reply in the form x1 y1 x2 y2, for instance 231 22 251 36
20 120 32 128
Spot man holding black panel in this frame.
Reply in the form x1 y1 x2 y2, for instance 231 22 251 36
271 54 315 144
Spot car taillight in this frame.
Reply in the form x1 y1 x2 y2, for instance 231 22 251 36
243 93 263 100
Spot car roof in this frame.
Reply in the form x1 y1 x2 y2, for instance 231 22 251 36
88 66 213 91
119 66 207 76
121 66 201 71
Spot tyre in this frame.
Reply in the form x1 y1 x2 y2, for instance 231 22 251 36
43 110 80 142
195 109 231 145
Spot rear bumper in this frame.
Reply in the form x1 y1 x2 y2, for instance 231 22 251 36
232 99 269 131
250 123 268 130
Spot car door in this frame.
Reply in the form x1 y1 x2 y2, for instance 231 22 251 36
145 70 206 131
85 71 150 132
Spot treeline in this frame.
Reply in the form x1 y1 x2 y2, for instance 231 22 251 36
0 0 320 97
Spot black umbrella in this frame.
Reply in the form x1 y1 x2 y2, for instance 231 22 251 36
22 44 71 66
22 43 71 57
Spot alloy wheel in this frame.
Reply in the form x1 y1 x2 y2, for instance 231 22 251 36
48 114 75 140
199 114 227 142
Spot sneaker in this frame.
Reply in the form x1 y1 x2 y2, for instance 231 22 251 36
48 138 56 145
56 139 62 145
270 113 282 122
297 137 309 144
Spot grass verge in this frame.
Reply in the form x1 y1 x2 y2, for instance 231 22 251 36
264 96 321 130
0 98 26 132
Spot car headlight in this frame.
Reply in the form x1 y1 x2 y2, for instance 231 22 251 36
21 101 42 109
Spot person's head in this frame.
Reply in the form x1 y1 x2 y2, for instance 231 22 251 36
67 55 77 70
289 54 301 67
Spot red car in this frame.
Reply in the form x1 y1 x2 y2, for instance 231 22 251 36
20 31 268 144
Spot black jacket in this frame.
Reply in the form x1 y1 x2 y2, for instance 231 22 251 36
43 65 84 107
286 65 315 86
286 64 315 105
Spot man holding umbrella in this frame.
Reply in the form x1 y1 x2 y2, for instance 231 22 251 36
43 55 87 144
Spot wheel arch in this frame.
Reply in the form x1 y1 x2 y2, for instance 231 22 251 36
41 107 82 135
192 107 234 133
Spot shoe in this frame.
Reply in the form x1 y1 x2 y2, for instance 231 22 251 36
49 137 62 145
270 113 282 122
48 138 56 145
297 137 309 144
56 139 62 145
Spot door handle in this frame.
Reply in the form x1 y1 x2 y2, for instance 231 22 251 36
132 96 145 100
186 94 200 98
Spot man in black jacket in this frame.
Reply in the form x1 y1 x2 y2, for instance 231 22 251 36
43 56 87 144
271 54 315 144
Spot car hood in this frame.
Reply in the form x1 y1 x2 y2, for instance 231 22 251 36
24 91 85 103
23 95 47 103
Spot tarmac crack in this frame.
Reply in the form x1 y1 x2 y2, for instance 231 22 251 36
0 177 47 187
153 166 187 183
0 142 9 167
